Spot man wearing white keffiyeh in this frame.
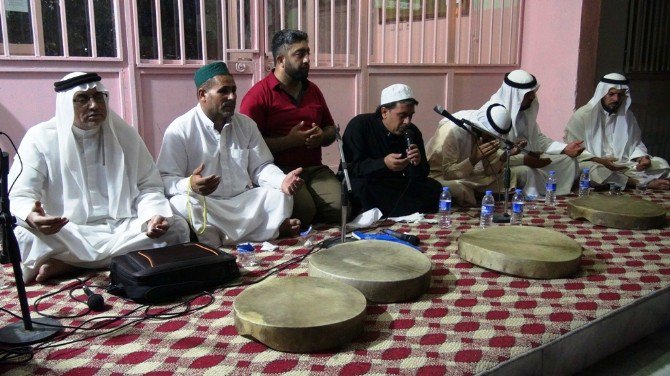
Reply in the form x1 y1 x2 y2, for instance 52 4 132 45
8 72 189 283
490 70 584 197
564 73 669 190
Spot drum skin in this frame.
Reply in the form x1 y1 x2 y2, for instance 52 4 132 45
233 276 367 353
458 226 582 279
567 194 666 230
308 240 432 303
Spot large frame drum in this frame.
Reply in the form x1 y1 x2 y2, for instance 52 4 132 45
308 239 432 303
234 276 367 353
458 226 582 279
567 194 666 230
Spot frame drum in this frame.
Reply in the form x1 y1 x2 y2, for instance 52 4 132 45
567 194 666 230
458 226 582 279
234 276 366 353
308 240 432 303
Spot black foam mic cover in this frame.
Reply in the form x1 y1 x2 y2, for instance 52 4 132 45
83 286 105 311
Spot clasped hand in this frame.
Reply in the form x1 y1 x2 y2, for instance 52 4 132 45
288 121 323 149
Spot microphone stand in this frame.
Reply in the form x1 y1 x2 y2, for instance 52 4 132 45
493 143 513 223
335 126 352 245
434 106 530 223
0 149 62 345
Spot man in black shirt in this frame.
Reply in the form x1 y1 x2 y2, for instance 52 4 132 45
342 84 442 217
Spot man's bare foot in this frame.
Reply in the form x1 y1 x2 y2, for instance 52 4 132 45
647 178 670 190
35 259 78 283
279 218 301 238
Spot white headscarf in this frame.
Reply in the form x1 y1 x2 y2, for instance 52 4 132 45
488 70 540 143
448 102 511 137
55 72 132 220
581 73 644 161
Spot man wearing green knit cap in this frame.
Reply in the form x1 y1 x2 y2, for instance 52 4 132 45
157 62 303 247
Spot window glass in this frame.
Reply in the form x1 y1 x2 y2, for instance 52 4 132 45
137 0 158 59
41 0 63 56
94 0 116 57
160 0 180 59
65 0 92 57
183 0 201 60
5 2 33 55
204 0 222 60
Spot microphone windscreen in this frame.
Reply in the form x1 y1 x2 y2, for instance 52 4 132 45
87 294 105 311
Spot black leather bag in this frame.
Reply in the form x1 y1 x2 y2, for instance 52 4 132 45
108 242 239 304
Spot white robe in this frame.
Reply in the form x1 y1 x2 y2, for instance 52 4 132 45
426 113 538 205
157 107 291 247
9 116 189 282
565 96 669 186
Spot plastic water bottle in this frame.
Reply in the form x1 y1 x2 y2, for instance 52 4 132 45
236 243 258 267
479 190 495 228
439 187 452 228
578 168 590 197
545 170 557 206
510 189 525 225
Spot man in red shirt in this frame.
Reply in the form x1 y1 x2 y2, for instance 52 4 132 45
240 29 341 227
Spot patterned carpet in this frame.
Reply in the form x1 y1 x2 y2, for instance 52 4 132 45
0 191 669 375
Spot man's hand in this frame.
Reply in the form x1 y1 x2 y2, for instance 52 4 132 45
190 163 221 196
146 215 170 239
523 154 552 168
562 140 585 157
26 201 68 235
470 139 499 165
281 167 304 195
384 153 411 171
635 156 652 171
406 144 421 166
304 123 324 149
590 157 628 171
285 121 320 148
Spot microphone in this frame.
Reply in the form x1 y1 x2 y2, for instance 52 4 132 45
403 129 417 165
83 286 105 311
382 229 420 246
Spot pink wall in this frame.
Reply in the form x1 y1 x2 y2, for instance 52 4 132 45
520 0 583 141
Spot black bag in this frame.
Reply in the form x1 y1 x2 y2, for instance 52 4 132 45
108 242 240 304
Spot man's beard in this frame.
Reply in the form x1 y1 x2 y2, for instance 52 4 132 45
286 64 309 81
601 98 620 114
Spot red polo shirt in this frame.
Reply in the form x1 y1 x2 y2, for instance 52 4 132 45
240 71 334 168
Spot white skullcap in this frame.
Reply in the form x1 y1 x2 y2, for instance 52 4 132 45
380 84 416 106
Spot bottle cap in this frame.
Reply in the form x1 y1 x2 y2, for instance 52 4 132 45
515 188 522 193
237 243 254 253
583 168 589 173
443 186 449 191
485 190 493 195
549 170 555 175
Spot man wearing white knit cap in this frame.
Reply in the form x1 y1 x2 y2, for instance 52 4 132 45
490 70 584 197
8 72 189 283
343 84 442 217
564 73 669 190
426 102 539 206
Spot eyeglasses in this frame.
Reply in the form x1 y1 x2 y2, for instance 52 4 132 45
73 92 107 106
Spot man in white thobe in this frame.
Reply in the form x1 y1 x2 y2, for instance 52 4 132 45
8 72 189 283
564 73 669 190
157 62 303 248
426 103 534 206
490 70 585 197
